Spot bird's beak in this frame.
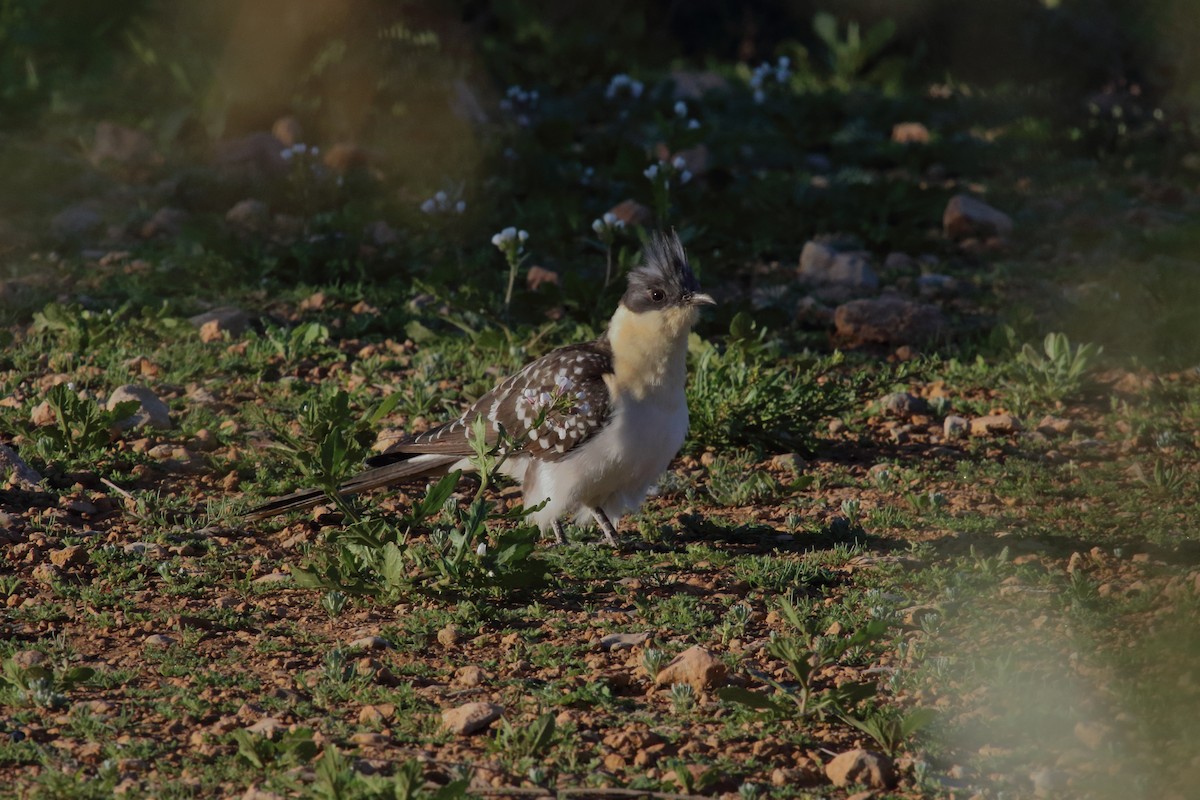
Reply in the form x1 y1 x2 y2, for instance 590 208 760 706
688 292 716 307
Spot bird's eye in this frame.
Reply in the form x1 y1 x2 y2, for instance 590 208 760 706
650 289 665 303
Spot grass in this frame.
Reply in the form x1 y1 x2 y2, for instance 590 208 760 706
1 7 1199 799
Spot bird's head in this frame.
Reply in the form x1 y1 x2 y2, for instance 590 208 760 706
620 231 716 326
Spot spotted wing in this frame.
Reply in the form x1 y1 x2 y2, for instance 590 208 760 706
381 340 613 462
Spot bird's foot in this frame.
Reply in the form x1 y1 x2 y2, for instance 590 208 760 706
551 519 568 546
590 508 621 548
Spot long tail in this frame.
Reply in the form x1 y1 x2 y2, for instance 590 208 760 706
243 453 460 521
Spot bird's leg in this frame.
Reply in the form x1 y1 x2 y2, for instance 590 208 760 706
551 518 568 546
590 508 620 547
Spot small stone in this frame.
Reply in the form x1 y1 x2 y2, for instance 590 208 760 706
252 572 290 585
189 307 250 341
653 645 728 691
323 142 369 172
30 400 56 426
441 702 503 735
770 453 806 473
349 732 389 747
107 385 172 431
348 636 391 651
49 545 87 568
970 414 1022 437
834 296 947 347
212 132 288 181
453 665 488 687
226 199 270 232
246 717 285 736
1037 415 1073 436
892 122 930 144
944 415 969 440
1074 720 1111 750
944 194 1013 241
51 205 104 241
12 650 48 669
607 199 652 227
828 419 847 435
883 252 915 274
91 121 158 169
526 266 559 291
32 563 60 583
599 632 651 651
799 242 879 299
882 392 930 418
271 116 303 147
144 634 176 647
825 749 896 789
1066 552 1084 574
358 703 395 724
0 443 43 488
437 625 463 648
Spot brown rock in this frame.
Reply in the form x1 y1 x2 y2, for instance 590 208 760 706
190 307 251 342
347 636 391 651
91 121 159 170
825 748 896 789
323 143 369 173
526 266 559 291
49 545 87 568
1037 415 1074 436
108 385 172 430
441 702 502 735
212 133 288 181
271 116 304 147
437 624 463 648
970 414 1022 437
225 199 270 232
599 632 651 651
834 296 947 347
607 199 652 227
0 443 43 489
654 645 728 691
453 665 488 687
943 194 1013 241
892 122 931 144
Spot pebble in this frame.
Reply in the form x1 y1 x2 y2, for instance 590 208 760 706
825 748 896 789
441 702 502 735
653 645 728 691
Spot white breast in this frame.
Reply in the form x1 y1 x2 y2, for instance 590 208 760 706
513 387 688 531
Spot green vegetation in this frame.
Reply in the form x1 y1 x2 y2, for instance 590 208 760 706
2 2 1199 798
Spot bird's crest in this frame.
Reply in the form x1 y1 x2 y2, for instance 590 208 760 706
625 230 701 301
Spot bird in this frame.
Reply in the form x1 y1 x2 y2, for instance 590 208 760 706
245 230 715 546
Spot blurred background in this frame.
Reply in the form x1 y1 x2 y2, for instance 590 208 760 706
1 0 1199 361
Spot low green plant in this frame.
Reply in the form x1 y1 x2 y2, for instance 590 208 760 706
290 416 549 601
491 712 557 762
841 706 936 757
32 383 138 461
1010 330 1102 403
231 726 319 769
0 656 95 710
260 388 398 514
688 313 857 454
719 596 883 720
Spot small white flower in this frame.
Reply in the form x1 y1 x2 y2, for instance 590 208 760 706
778 56 791 70
687 118 700 130
454 200 466 214
523 388 539 406
644 164 659 179
753 88 765 104
603 212 619 226
518 229 529 242
491 232 504 247
538 391 552 407
672 155 686 170
310 146 319 156
680 170 693 184
280 149 294 160
475 542 487 556
554 374 574 392
592 218 604 234
435 190 447 204
674 100 687 117
293 143 307 154
420 199 436 214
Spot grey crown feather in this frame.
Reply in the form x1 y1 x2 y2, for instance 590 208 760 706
622 230 701 308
